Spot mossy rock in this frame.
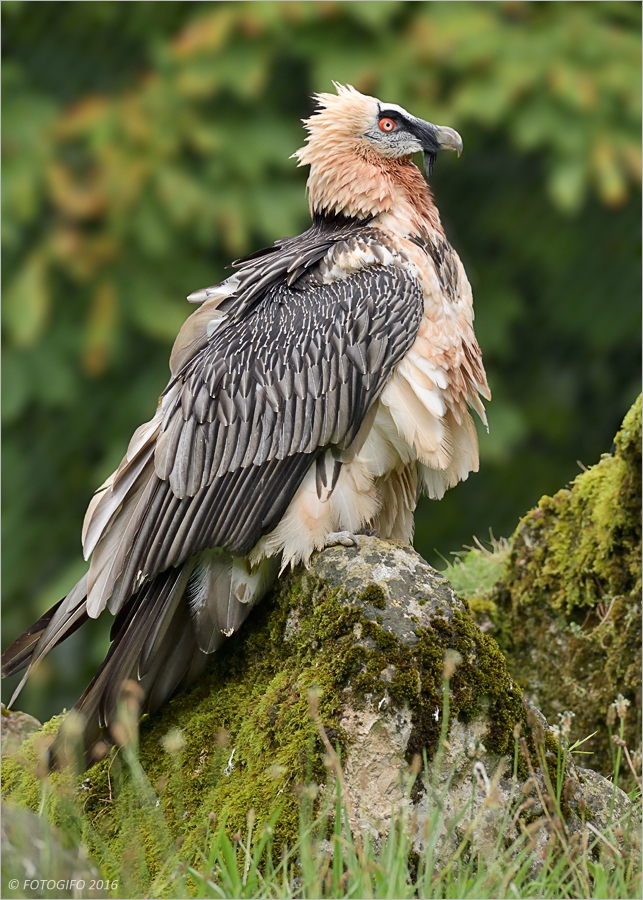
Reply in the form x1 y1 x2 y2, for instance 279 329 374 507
4 538 635 889
2 539 533 881
1 703 41 756
453 397 642 780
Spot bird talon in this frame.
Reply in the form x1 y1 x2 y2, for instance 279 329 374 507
325 531 361 551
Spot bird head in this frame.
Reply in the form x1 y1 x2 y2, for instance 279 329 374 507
295 84 462 220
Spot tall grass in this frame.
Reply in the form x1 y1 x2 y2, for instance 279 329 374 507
2 669 641 899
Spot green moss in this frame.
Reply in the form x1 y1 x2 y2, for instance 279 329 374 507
0 714 102 860
359 583 386 610
4 546 537 882
344 603 528 766
455 398 642 781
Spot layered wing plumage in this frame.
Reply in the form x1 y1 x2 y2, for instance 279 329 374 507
82 225 424 618
1 88 492 771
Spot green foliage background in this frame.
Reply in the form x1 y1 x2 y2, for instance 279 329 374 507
2 1 641 720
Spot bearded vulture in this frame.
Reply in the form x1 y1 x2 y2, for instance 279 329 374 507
2 84 490 765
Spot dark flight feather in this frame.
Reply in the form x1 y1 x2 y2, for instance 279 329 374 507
3 215 424 767
90 259 423 617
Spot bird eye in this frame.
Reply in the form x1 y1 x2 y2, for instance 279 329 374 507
378 117 397 133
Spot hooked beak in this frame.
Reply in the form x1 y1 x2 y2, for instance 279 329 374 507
434 125 463 157
409 117 463 179
410 117 463 158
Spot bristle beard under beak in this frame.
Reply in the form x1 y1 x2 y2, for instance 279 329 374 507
411 120 463 178
421 152 436 181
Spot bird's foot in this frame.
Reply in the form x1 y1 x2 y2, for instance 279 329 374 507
324 531 361 551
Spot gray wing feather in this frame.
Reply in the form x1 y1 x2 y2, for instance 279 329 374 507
86 258 423 616
13 219 412 739
158 261 422 499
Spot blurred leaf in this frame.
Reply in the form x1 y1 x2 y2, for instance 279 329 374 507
82 280 118 375
342 2 401 29
1 63 57 245
453 78 514 125
548 157 588 212
3 250 50 346
171 8 235 60
591 139 629 207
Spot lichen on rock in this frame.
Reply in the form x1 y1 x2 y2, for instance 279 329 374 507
3 538 634 885
1 703 41 756
453 397 642 780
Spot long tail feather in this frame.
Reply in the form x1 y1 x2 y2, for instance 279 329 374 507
1 602 65 679
47 554 278 769
2 576 90 706
3 550 278 770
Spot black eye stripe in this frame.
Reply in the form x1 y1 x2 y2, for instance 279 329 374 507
378 108 439 152
378 109 407 128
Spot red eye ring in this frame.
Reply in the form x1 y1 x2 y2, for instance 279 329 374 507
378 117 397 133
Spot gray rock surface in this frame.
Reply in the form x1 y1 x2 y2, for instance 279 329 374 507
1 703 41 756
305 540 636 860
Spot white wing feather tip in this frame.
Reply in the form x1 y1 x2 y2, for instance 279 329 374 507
187 275 240 304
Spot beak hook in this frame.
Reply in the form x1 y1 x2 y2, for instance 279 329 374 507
435 125 463 157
